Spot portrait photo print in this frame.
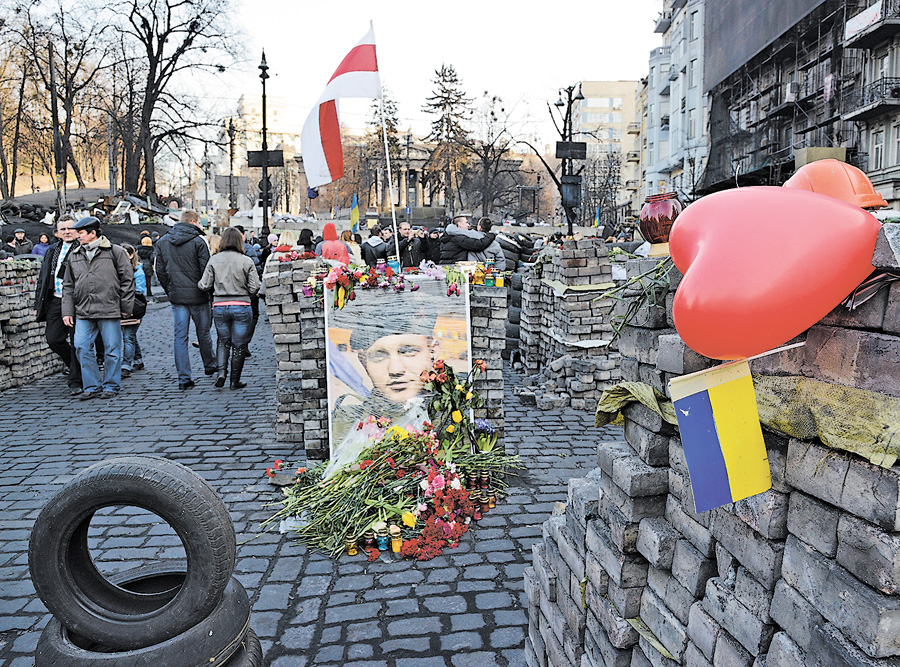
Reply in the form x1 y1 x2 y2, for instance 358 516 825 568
324 274 471 468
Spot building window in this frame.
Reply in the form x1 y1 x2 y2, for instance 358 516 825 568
873 130 885 170
690 11 699 40
689 59 698 88
649 67 655 88
687 108 696 139
895 126 900 164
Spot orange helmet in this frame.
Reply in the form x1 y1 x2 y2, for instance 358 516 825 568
784 158 887 209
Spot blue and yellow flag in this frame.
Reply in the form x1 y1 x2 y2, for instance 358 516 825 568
593 204 601 227
350 193 360 235
668 361 771 513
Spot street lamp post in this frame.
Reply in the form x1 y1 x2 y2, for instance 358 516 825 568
227 118 236 210
259 51 270 235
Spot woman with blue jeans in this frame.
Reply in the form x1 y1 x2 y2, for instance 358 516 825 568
120 244 146 377
198 228 260 389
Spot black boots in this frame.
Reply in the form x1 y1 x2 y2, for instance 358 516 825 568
230 344 247 390
215 340 230 388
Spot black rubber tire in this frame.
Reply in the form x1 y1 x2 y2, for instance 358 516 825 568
29 455 236 650
514 233 535 249
223 629 263 667
502 248 519 264
509 306 521 324
35 569 251 666
497 236 521 253
505 322 520 338
510 291 522 308
505 337 519 350
510 274 523 291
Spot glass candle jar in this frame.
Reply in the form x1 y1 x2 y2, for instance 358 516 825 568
346 538 358 556
363 531 375 549
389 525 402 553
495 274 505 288
488 493 497 509
638 192 683 244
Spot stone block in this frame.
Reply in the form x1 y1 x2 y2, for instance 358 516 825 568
608 579 644 619
712 631 753 667
665 495 716 558
802 325 900 398
807 622 900 667
524 566 541 609
662 570 694 625
763 430 792 494
703 577 774 656
766 632 812 667
585 550 610 597
837 513 900 595
539 587 568 648
785 439 900 532
637 635 680 667
618 326 676 366
782 534 900 658
621 356 641 382
612 455 669 497
640 587 687 660
623 399 677 437
533 543 557 603
820 287 888 330
672 539 717 597
637 517 681 570
598 440 637 476
733 489 789 540
769 580 824 652
624 419 670 467
656 333 715 375
601 474 667 523
685 641 714 667
606 504 642 554
688 601 721 661
569 476 602 525
872 222 900 270
715 543 738 581
585 611 633 667
786 491 839 557
586 518 649 589
710 508 784 589
734 567 772 624
885 282 900 336
586 583 638 648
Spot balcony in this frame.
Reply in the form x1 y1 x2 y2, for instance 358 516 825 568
670 0 687 9
843 77 900 121
625 180 640 190
655 11 673 33
626 151 641 163
845 0 900 49
627 122 641 134
668 65 679 81
660 115 670 129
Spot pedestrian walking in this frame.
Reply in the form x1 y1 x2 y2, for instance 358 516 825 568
33 215 83 395
61 216 135 400
120 244 147 378
136 236 155 297
198 228 260 390
155 209 216 390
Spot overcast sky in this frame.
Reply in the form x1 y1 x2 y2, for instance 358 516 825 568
227 0 664 145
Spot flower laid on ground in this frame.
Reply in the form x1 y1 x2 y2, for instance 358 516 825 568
475 418 498 453
277 250 317 262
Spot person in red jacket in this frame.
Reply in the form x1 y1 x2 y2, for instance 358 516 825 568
317 222 351 264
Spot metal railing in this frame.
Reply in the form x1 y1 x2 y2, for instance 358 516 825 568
844 77 900 113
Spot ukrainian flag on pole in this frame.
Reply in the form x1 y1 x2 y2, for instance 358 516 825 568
593 204 601 227
668 361 771 513
350 193 360 235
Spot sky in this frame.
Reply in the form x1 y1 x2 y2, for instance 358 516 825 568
224 0 664 146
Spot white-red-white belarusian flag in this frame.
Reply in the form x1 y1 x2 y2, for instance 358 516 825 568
301 23 381 188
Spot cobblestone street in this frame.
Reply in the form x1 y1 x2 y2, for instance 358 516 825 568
0 300 625 667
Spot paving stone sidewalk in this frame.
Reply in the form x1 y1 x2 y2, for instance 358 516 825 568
0 300 625 667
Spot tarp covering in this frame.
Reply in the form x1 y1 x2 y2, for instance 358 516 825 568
595 382 678 428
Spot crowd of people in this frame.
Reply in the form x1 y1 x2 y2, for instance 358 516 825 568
32 210 262 399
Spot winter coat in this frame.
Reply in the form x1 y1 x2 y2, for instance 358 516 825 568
316 223 351 265
244 242 262 276
121 266 146 326
32 242 51 257
197 249 261 303
13 238 33 255
136 244 155 276
34 240 79 322
439 224 496 264
155 223 211 305
398 235 425 268
61 236 135 320
360 236 390 267
424 234 443 264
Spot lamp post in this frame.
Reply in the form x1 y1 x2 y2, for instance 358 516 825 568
259 51 270 235
227 118 236 210
553 83 584 236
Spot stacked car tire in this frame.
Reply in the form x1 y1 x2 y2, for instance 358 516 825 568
505 272 524 360
29 456 262 666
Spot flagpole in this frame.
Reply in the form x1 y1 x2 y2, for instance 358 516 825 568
379 94 401 261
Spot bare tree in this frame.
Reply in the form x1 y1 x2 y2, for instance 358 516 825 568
581 150 622 228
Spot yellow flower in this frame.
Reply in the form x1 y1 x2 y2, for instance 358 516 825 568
446 424 456 433
456 384 464 392
402 512 416 528
386 425 408 440
465 392 473 400
452 410 463 423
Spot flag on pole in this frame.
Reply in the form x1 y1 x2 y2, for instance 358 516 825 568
593 204 601 227
668 361 771 513
350 193 360 234
301 24 382 189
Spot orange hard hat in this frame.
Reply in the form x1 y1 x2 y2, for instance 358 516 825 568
784 158 887 209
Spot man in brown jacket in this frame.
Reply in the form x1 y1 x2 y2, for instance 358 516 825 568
62 216 135 399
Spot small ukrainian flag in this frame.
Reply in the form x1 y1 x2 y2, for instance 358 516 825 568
593 204 601 227
350 193 360 235
669 361 771 513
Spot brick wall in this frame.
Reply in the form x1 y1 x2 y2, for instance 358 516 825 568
525 222 900 667
518 239 625 411
0 259 64 391
264 258 506 462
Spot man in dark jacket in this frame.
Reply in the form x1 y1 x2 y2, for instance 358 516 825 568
13 228 33 255
360 226 390 267
397 221 425 268
439 215 496 264
156 209 216 389
61 216 135 399
34 215 83 395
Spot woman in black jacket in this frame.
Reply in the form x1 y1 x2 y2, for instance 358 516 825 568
136 237 155 296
